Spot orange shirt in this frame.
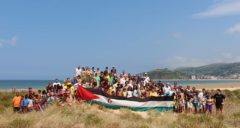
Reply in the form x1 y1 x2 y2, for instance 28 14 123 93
12 96 21 107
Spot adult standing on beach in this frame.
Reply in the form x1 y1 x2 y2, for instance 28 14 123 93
75 66 82 77
53 79 61 95
111 67 117 75
12 92 21 112
213 89 225 113
143 73 150 86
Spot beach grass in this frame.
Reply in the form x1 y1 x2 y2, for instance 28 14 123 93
0 91 26 113
0 90 240 128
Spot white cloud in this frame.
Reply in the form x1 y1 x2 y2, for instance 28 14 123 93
193 0 240 18
0 36 18 47
226 23 240 33
164 53 240 68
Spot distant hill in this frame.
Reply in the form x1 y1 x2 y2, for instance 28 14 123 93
140 68 190 79
141 62 240 79
175 62 240 77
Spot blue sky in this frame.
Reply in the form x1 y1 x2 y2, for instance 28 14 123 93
1 0 240 80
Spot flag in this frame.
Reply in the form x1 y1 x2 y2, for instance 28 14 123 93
76 86 173 112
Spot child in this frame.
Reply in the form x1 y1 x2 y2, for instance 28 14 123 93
122 88 127 97
40 90 48 108
116 88 122 97
149 88 158 97
186 95 193 113
172 93 177 112
108 84 113 95
140 86 146 98
27 97 33 112
127 87 133 98
23 95 29 113
176 92 183 113
133 86 139 97
47 89 55 102
34 95 43 112
145 88 150 97
63 88 72 106
205 95 214 114
193 93 200 114
20 96 24 113
12 92 21 112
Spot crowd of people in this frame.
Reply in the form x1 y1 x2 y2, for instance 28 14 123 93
12 66 226 114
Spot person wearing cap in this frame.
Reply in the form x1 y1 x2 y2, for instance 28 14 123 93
213 89 225 113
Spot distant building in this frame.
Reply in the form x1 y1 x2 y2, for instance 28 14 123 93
191 75 196 80
210 76 217 80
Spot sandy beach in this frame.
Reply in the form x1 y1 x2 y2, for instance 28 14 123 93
192 83 240 91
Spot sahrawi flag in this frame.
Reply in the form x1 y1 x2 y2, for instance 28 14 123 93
76 86 174 112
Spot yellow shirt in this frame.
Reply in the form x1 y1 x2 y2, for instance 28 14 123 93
63 84 68 90
150 92 158 97
105 75 110 82
70 86 74 95
108 87 113 95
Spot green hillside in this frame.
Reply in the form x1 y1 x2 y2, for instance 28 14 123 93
140 68 190 79
175 62 240 77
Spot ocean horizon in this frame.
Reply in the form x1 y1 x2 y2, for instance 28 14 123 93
1 79 240 90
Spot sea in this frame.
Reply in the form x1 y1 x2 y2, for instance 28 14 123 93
0 79 240 90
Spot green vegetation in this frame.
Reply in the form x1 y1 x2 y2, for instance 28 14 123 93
141 62 240 79
176 62 240 77
0 91 26 113
0 90 240 128
140 68 190 79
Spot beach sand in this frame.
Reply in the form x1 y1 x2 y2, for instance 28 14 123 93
192 83 240 91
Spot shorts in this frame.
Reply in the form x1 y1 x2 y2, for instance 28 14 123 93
206 104 212 112
216 103 223 109
193 102 199 108
188 103 193 109
13 107 20 112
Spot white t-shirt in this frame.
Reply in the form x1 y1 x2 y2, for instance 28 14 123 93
198 92 205 101
144 77 150 85
163 86 171 95
120 78 126 86
127 91 133 98
113 83 118 92
74 83 79 91
28 99 33 107
75 68 82 76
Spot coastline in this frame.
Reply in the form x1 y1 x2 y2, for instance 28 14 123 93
1 83 240 92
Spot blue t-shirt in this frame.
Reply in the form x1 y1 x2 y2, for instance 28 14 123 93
23 98 29 107
20 100 24 106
